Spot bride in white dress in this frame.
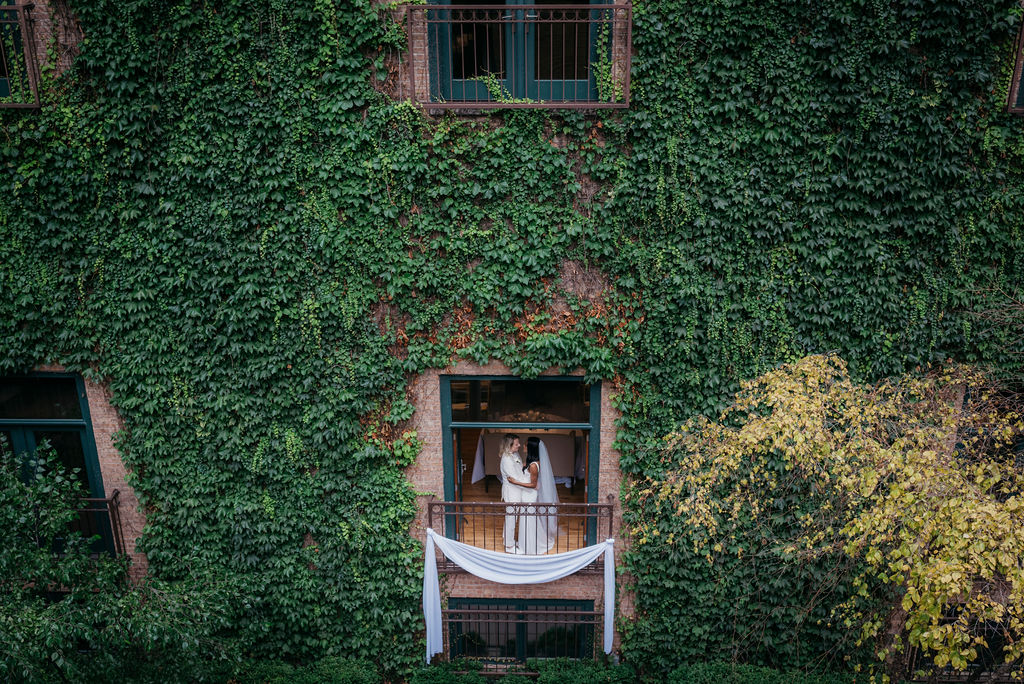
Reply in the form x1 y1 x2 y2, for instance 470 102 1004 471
517 436 559 554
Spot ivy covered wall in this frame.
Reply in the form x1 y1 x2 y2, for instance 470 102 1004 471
1 0 1022 675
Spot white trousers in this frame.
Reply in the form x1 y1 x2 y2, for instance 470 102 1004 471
503 505 518 550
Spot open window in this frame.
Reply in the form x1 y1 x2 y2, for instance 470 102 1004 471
405 1 631 108
0 5 39 108
432 376 611 556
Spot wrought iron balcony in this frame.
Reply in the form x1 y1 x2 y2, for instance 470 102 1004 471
443 603 603 667
73 489 126 557
405 3 631 109
0 5 39 108
426 498 613 573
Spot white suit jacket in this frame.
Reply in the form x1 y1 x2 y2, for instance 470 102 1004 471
500 453 530 503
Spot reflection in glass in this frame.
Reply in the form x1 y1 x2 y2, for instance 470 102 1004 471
450 380 589 422
534 0 590 81
451 0 505 80
0 377 82 420
32 431 90 490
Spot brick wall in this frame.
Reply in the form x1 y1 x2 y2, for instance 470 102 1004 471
406 358 633 652
13 0 82 92
81 375 148 579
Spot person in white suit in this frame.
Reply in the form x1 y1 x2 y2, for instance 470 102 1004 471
499 434 536 553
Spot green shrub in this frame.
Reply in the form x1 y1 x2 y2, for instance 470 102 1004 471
234 657 379 684
533 658 637 684
497 675 533 684
409 661 487 684
668 662 859 684
0 445 244 684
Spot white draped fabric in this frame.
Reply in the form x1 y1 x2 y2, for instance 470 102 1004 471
423 528 615 663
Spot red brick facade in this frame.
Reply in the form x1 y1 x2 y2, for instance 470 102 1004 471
13 0 81 78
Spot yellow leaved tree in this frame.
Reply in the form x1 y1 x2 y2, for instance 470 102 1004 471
628 355 1024 680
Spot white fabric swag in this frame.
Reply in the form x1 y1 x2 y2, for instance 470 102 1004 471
422 528 615 663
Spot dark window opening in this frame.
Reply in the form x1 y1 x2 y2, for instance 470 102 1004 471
447 598 597 664
450 378 590 423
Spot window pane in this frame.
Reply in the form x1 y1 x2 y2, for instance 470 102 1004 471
32 431 90 490
0 9 28 101
535 0 590 81
0 377 82 419
451 380 589 422
451 0 505 80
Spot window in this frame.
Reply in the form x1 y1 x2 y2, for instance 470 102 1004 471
0 374 118 554
447 598 597 664
0 5 38 108
1010 16 1024 115
406 1 631 108
0 5 37 107
440 376 600 505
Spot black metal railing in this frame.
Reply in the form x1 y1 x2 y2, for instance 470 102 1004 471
427 498 613 572
444 606 602 667
72 489 125 557
0 5 39 108
406 3 631 108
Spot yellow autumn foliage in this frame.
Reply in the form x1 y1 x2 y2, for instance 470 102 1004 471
629 355 1024 678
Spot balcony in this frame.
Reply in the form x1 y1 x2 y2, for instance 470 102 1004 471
426 498 614 573
405 3 631 109
444 601 604 668
0 5 39 108
72 489 126 558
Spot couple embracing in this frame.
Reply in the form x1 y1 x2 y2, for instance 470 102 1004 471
499 434 559 554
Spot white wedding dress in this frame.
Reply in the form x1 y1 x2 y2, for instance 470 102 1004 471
517 440 559 554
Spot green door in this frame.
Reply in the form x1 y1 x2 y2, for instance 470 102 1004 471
525 0 599 102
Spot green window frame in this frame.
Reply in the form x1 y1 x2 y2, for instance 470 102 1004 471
448 597 596 662
439 375 601 506
426 0 609 104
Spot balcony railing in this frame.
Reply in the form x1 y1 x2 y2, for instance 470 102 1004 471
405 3 631 108
427 498 613 572
443 605 602 667
0 5 39 108
72 489 125 557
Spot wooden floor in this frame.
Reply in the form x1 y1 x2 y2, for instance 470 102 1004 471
455 429 589 554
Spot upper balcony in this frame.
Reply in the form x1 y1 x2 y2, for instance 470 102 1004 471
404 2 631 109
73 489 126 558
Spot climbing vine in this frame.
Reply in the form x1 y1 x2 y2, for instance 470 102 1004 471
0 0 1022 676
